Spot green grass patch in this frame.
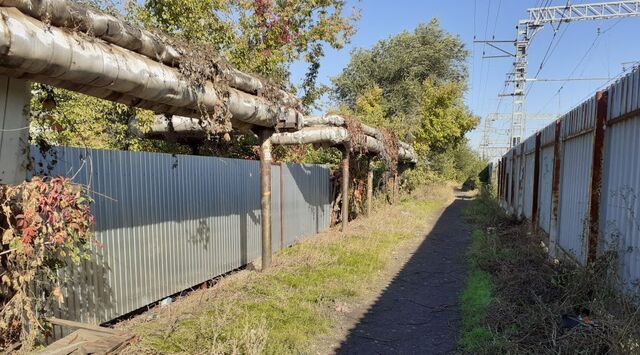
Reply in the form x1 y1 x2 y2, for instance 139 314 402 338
128 191 448 354
460 229 495 353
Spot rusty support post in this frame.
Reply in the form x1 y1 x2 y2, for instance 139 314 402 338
587 90 608 263
259 130 272 271
392 172 398 203
549 119 563 257
367 161 373 217
532 132 542 231
341 143 350 231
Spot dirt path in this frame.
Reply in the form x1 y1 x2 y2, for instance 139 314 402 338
327 193 473 354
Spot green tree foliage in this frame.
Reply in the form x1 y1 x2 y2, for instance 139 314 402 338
332 19 467 119
332 19 482 183
131 0 359 104
29 84 181 153
32 0 358 153
414 79 479 156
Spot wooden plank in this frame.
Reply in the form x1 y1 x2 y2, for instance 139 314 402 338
41 329 134 354
47 317 121 335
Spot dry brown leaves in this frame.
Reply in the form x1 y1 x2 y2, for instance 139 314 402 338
482 218 640 354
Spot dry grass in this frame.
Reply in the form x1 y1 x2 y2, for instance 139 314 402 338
462 189 640 354
119 184 453 354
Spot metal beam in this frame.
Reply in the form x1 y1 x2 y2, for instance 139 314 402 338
526 1 640 26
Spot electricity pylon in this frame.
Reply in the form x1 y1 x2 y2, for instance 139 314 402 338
477 1 640 148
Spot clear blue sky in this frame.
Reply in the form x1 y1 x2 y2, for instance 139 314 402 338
289 0 640 152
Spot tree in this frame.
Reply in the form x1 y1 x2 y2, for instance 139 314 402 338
29 84 178 153
131 0 359 106
332 19 481 182
31 0 359 155
332 19 467 120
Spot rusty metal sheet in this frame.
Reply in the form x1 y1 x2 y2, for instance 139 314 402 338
524 134 536 154
523 152 535 219
540 121 557 146
557 131 594 264
608 67 640 121
600 97 640 292
538 145 554 233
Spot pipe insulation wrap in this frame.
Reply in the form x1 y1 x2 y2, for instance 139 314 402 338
0 8 300 128
0 0 299 106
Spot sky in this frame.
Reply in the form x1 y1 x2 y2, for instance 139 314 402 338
289 0 640 156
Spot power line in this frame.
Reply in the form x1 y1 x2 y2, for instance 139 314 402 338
534 30 603 116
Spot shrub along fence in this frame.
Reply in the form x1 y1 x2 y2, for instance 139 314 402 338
30 145 331 326
496 67 640 295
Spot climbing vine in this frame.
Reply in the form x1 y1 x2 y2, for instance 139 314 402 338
0 177 95 350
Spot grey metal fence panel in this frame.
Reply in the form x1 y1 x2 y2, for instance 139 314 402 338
558 132 593 264
538 145 554 234
271 164 282 252
524 152 535 219
600 106 640 291
540 122 557 146
282 163 331 247
30 146 331 325
608 67 640 120
514 145 525 215
505 151 513 208
562 97 596 138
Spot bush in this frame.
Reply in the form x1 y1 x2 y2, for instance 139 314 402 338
1 177 94 350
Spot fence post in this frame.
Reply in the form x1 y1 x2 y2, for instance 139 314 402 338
366 160 373 216
341 143 350 231
392 171 398 203
586 90 608 263
549 119 562 257
532 132 542 231
0 77 31 185
259 130 272 271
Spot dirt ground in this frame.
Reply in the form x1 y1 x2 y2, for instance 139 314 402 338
312 192 473 354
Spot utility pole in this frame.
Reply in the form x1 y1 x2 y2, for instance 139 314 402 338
477 1 640 149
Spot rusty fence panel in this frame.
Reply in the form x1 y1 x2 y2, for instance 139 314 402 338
537 123 557 234
512 146 522 214
599 68 640 291
281 163 331 247
523 136 537 219
538 144 555 234
557 97 596 265
30 146 331 325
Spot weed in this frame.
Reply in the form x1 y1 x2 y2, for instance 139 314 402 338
460 229 495 353
460 187 640 354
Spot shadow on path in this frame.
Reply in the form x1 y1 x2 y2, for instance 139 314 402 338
336 196 472 354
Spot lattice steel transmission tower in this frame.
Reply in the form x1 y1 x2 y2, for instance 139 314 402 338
480 113 557 160
480 1 640 149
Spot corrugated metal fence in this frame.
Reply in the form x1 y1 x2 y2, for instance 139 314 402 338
496 67 640 295
30 146 331 325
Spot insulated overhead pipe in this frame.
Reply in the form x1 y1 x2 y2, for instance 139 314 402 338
0 8 301 131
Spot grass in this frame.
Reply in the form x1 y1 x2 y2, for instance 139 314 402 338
459 186 640 354
121 185 452 354
459 229 495 353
